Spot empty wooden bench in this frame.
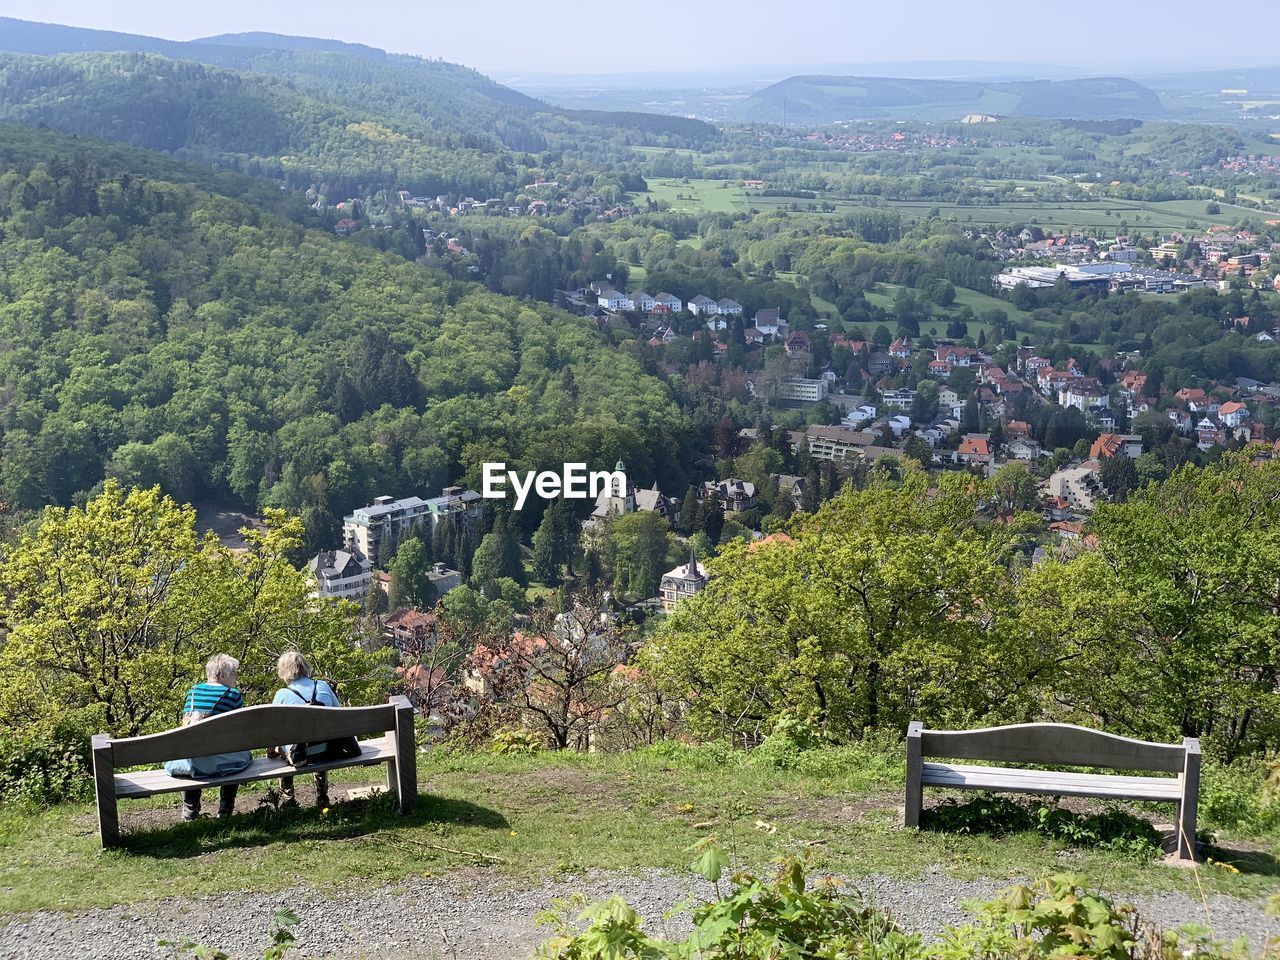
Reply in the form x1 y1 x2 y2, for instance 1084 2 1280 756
91 695 417 847
904 721 1201 860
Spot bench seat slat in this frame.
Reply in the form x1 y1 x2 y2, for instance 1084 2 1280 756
921 761 1182 801
113 737 395 798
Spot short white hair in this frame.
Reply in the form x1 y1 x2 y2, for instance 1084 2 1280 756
277 650 312 683
206 653 240 685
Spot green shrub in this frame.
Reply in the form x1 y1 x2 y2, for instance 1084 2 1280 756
632 740 737 770
1199 759 1280 834
537 850 1256 960
489 726 543 754
0 723 92 806
925 795 1164 859
747 714 830 770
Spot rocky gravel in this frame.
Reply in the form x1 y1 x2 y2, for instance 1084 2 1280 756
2 867 1276 960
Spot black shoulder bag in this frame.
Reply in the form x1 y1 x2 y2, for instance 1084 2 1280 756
285 682 362 766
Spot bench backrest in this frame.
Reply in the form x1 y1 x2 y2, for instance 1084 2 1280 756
106 703 400 768
910 721 1189 773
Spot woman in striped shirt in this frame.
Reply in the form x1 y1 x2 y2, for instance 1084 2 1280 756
167 654 250 820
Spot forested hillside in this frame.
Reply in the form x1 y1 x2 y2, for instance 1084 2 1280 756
0 125 686 548
0 17 716 198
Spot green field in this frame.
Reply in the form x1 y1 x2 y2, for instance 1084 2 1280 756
638 172 1274 232
856 196 1269 232
637 178 836 216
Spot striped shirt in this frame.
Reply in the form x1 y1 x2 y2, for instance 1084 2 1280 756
182 683 243 716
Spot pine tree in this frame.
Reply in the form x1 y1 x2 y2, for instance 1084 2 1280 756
697 491 725 544
675 485 699 535
363 578 389 616
388 538 435 611
532 518 560 585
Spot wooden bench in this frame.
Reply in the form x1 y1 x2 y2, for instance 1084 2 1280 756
91 695 417 847
904 721 1201 861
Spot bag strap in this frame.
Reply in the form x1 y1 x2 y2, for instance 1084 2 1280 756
209 687 234 714
288 683 320 705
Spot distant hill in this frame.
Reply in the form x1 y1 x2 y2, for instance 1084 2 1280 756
0 17 716 154
731 75 1167 123
192 32 392 58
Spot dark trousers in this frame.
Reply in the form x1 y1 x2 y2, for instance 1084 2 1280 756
181 785 238 819
281 772 329 806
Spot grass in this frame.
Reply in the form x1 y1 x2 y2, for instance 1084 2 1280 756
2 744 1280 916
857 282 1016 340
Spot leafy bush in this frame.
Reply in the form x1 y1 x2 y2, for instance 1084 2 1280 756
1198 759 1280 834
0 723 92 806
537 849 1258 960
489 726 544 755
925 795 1164 859
162 907 297 959
747 714 830 769
632 740 737 770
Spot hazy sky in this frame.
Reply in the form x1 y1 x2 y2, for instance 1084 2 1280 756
0 0 1266 76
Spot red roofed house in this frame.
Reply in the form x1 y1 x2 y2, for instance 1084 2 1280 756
1175 387 1208 405
1219 401 1249 428
936 345 978 367
956 433 993 468
1118 370 1149 400
1089 433 1142 460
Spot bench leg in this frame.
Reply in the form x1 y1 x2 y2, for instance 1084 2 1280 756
391 696 417 814
904 722 923 828
1177 739 1201 861
91 734 120 848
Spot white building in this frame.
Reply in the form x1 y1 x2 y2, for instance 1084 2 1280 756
688 295 719 316
881 388 917 411
654 292 683 313
843 404 878 428
343 496 432 561
597 289 634 311
630 291 656 313
778 377 830 403
660 548 709 611
308 550 372 601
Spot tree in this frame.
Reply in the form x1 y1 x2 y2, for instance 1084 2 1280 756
364 579 390 617
388 537 436 611
1098 455 1139 502
991 462 1038 511
1020 453 1280 760
471 513 525 588
0 481 386 739
601 511 672 599
911 380 939 423
675 485 700 536
643 468 1018 741
482 594 633 750
697 491 726 545
531 514 561 585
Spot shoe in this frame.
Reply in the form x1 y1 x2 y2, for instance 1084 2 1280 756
316 795 330 809
216 807 234 819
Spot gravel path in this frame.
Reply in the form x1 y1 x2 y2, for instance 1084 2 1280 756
2 868 1275 960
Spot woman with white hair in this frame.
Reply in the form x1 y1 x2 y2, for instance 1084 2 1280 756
271 650 339 808
165 653 251 820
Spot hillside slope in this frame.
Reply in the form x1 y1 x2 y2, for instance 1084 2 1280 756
0 124 685 546
0 17 716 149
